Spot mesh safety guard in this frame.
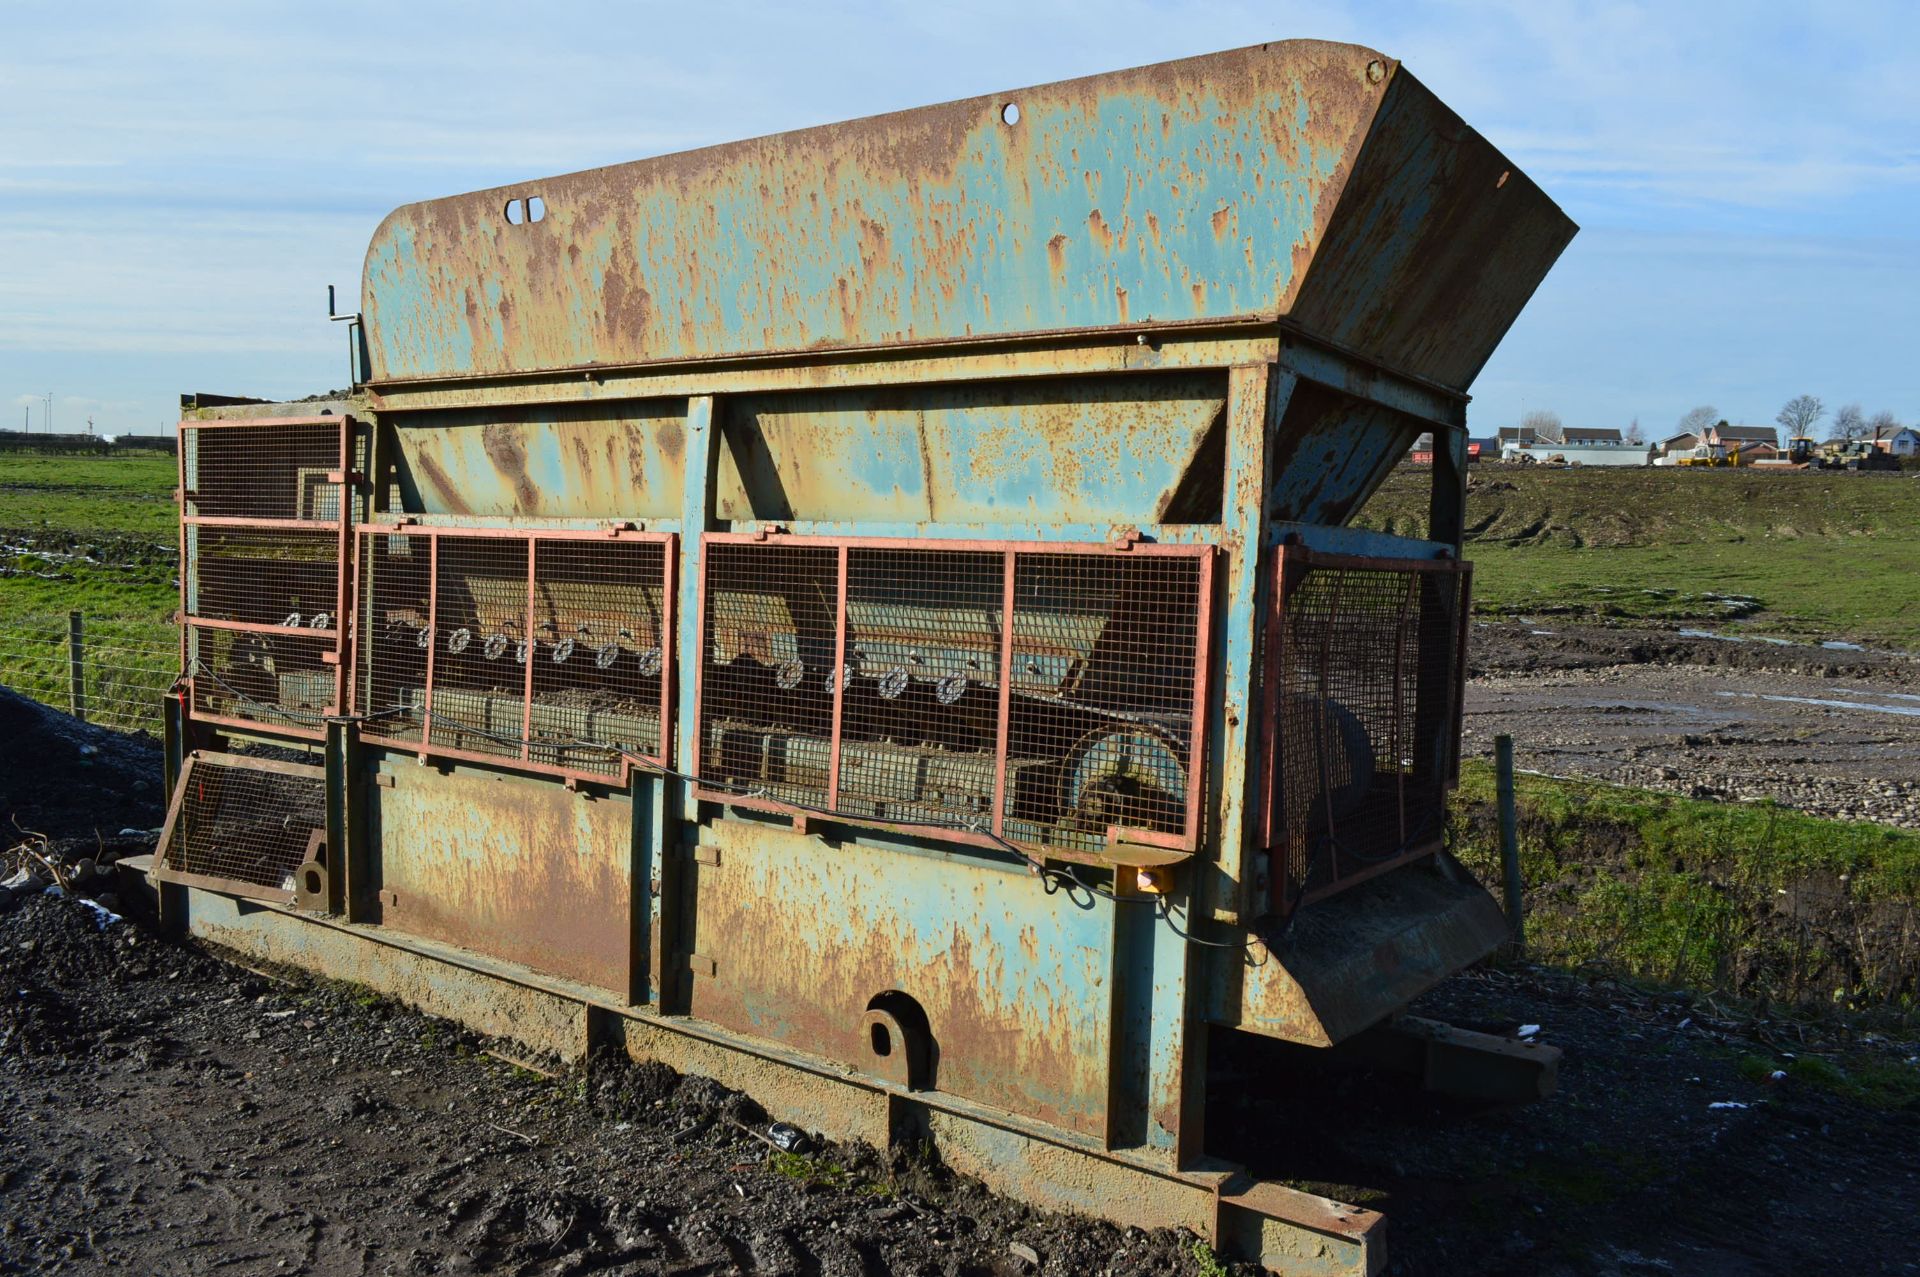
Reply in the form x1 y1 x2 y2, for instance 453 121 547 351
1259 547 1471 916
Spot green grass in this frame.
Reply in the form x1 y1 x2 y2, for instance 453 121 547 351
2 450 180 731
1449 764 1920 1018
1358 467 1920 648
1 452 179 538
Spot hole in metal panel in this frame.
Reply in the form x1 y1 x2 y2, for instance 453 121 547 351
1001 102 1020 126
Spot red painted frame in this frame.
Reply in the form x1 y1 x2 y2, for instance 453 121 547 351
1256 545 1473 915
177 415 357 742
691 532 1216 865
352 522 677 785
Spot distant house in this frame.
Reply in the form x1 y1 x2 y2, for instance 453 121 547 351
1660 431 1702 456
1559 426 1623 444
1496 425 1540 447
1713 424 1779 454
1870 427 1919 457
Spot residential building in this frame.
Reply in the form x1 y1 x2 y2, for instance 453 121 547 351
1869 427 1918 457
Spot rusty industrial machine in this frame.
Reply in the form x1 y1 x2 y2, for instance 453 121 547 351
155 40 1572 1273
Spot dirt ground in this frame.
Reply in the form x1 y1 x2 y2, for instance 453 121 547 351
1467 622 1920 829
4 657 1920 1276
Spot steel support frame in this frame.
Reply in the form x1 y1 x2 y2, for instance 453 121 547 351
164 336 1485 1274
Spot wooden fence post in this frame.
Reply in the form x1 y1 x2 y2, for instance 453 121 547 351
1496 733 1524 951
67 611 87 723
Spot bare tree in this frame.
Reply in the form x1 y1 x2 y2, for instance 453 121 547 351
1829 402 1866 442
1520 409 1563 441
1867 409 1902 443
1776 394 1825 439
1677 405 1717 438
1624 418 1645 444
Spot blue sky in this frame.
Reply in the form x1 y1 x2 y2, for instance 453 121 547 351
3 1 1915 438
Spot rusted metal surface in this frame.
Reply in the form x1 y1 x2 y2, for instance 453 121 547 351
713 376 1225 526
687 819 1116 1137
168 39 1578 1272
1225 859 1508 1047
363 42 1384 383
361 43 1566 399
391 402 688 519
371 762 635 994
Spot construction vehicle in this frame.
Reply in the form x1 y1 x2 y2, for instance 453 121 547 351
1752 436 1817 469
154 41 1573 1273
1819 439 1900 471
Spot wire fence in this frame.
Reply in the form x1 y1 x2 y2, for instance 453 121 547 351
0 611 177 737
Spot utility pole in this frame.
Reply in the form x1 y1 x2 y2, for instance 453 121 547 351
45 392 53 434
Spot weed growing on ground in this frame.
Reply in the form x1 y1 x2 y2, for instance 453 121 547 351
1188 1237 1231 1277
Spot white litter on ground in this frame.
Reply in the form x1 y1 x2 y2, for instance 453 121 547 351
1517 1024 1541 1038
1708 1101 1750 1110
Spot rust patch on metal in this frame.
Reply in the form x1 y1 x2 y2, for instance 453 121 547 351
375 766 634 995
481 422 540 510
409 442 471 514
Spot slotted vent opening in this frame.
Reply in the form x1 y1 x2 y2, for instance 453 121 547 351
158 754 327 900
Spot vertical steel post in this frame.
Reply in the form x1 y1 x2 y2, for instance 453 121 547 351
67 611 86 722
656 393 719 1012
1429 425 1468 551
1214 363 1297 919
162 689 186 797
1495 733 1524 950
324 719 348 916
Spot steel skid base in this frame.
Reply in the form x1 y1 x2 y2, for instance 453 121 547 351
163 882 1385 1276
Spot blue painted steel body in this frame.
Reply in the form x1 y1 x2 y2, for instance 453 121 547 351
169 38 1574 1273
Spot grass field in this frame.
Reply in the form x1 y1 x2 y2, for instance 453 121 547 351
1358 466 1920 649
1 450 179 731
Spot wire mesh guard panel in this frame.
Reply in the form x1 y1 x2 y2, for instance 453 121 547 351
1006 552 1205 857
180 419 357 735
182 421 350 520
701 543 840 808
357 531 433 744
186 526 342 628
159 756 327 898
427 536 533 762
359 531 671 776
1266 557 1468 913
183 525 344 728
188 625 338 729
698 540 1208 859
526 540 670 773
